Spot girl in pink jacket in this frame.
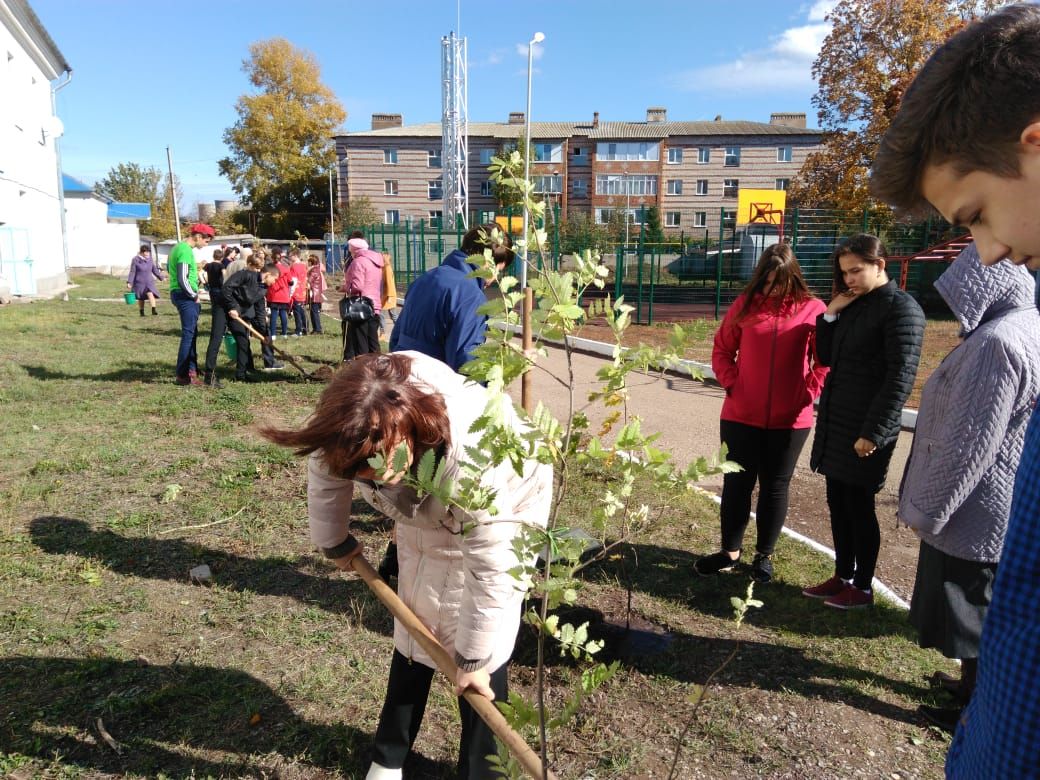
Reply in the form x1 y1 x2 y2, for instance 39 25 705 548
696 243 828 583
263 352 551 780
340 237 384 360
306 254 326 334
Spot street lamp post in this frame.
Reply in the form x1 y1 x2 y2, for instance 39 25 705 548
623 168 630 248
520 31 544 416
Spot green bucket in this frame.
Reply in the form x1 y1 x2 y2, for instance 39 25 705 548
223 333 237 361
123 291 137 304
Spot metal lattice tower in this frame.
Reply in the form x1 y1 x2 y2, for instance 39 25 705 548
441 32 468 231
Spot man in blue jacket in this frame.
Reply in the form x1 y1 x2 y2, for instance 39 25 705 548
379 224 513 581
389 223 514 372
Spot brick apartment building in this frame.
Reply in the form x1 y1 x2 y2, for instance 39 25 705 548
333 108 822 234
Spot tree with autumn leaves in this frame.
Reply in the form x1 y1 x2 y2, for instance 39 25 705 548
791 0 1004 213
219 38 346 237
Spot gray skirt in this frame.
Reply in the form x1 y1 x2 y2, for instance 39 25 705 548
908 540 996 660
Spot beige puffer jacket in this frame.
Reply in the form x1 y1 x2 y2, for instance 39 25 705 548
307 351 552 672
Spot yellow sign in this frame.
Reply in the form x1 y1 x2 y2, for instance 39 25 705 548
736 189 787 225
495 215 524 235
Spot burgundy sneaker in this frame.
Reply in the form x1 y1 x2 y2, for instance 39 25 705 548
802 575 849 599
175 374 191 386
824 585 873 610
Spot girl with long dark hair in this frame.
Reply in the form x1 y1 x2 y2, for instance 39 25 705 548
696 243 828 583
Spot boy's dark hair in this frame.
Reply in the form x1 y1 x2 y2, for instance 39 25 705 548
262 263 280 276
831 234 888 293
139 244 151 254
871 4 1040 213
461 223 515 267
349 230 365 240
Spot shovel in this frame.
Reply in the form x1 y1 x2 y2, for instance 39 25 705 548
349 551 555 780
235 317 334 381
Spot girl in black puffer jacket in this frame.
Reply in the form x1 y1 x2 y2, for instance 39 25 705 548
804 234 925 609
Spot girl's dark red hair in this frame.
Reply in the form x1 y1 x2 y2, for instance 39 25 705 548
262 353 451 477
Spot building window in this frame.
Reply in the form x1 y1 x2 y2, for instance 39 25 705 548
572 146 586 160
723 209 736 229
697 147 710 164
695 179 708 196
384 210 400 225
595 174 658 196
665 211 681 227
724 146 741 167
572 178 587 197
666 179 683 196
723 179 739 198
428 179 443 200
533 142 563 163
480 180 494 197
479 148 494 165
667 147 683 164
775 178 790 191
777 146 792 163
479 210 496 223
383 148 398 164
533 175 563 194
595 141 660 161
428 238 444 253
428 211 443 228
595 207 645 225
428 149 442 167
384 180 399 196
693 211 707 228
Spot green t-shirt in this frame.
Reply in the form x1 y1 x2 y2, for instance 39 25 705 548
168 241 198 295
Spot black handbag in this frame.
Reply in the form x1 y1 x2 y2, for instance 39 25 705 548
340 294 375 323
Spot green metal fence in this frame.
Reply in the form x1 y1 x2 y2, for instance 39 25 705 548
328 207 959 323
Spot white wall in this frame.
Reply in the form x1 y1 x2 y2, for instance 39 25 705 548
64 194 142 274
0 12 66 296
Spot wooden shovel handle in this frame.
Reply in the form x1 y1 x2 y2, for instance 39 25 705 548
349 553 555 780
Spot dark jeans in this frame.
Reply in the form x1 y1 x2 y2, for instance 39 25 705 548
309 302 323 333
252 309 276 367
343 317 380 361
719 420 810 556
171 289 200 378
227 318 253 378
825 476 881 590
371 650 508 779
203 298 228 376
291 301 308 335
268 302 289 337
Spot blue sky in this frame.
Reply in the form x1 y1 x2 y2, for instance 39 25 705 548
32 0 834 210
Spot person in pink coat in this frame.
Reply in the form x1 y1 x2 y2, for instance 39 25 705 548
306 253 327 334
696 243 829 583
340 236 384 360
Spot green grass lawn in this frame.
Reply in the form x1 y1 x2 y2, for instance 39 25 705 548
0 275 956 778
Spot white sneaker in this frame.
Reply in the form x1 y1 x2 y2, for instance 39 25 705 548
365 763 402 780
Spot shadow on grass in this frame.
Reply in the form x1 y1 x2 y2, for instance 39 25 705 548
0 656 454 779
585 542 916 640
29 516 393 637
0 656 362 776
20 363 296 384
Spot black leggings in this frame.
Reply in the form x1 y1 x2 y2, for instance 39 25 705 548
342 317 380 361
719 420 810 556
371 650 509 779
825 476 880 590
203 299 228 375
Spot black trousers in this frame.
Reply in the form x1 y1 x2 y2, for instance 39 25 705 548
371 650 508 779
251 310 276 367
227 318 253 378
203 299 228 376
719 420 810 556
825 476 880 590
343 317 381 361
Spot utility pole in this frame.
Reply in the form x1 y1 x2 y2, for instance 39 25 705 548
166 146 181 242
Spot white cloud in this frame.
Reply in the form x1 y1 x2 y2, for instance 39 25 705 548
670 6 832 94
515 41 544 60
